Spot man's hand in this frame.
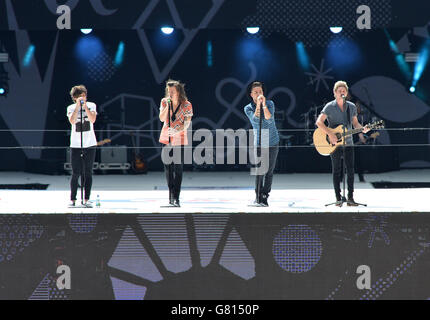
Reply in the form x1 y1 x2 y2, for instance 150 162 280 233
329 133 338 145
161 97 171 108
362 125 370 134
76 97 86 110
257 95 266 107
359 133 367 144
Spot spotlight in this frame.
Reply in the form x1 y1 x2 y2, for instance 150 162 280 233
0 63 9 97
246 27 260 34
80 28 93 34
161 27 174 35
330 27 343 34
409 86 416 93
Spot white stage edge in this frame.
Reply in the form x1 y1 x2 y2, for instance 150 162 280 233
0 170 428 214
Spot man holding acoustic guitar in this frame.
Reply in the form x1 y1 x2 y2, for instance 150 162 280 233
315 81 370 207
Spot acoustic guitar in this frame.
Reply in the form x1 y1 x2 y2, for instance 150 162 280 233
313 120 384 156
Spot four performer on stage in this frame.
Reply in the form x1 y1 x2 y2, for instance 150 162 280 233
65 80 372 208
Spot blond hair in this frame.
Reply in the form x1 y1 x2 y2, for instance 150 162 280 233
333 81 348 97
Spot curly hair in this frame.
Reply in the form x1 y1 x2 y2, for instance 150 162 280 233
164 79 188 103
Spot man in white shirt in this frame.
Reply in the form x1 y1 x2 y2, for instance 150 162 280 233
67 85 97 207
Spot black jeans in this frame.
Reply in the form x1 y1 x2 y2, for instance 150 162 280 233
255 145 279 198
162 146 184 200
330 146 354 199
70 147 96 201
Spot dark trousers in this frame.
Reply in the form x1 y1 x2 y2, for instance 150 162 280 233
330 146 354 199
255 145 279 198
163 146 184 200
70 147 96 201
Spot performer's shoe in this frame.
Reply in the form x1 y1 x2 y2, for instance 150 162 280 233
68 201 76 208
84 201 93 208
260 194 269 207
174 199 180 207
253 199 264 207
335 195 342 207
347 198 359 206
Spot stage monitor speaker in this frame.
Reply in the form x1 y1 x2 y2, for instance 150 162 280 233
100 145 128 163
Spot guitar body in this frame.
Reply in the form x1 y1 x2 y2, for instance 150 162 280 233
313 120 384 156
313 125 347 156
132 153 147 173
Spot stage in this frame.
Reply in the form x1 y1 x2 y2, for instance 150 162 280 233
0 170 429 300
0 170 428 214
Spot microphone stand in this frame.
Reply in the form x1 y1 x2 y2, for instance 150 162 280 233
161 98 175 208
257 100 263 204
79 100 87 208
249 99 264 207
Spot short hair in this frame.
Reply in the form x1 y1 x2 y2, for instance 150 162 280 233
165 79 188 103
70 85 87 101
333 81 348 97
247 81 266 100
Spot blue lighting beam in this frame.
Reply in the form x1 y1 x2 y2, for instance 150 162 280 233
114 41 125 67
23 45 35 67
412 39 430 88
296 42 310 71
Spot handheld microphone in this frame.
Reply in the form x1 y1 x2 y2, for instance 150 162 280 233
80 100 84 106
341 94 346 100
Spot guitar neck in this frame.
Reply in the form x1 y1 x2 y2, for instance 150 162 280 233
343 127 363 137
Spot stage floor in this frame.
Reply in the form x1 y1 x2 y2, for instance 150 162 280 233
0 170 429 214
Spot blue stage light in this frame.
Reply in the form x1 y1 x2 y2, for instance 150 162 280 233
409 86 416 93
411 40 430 90
80 29 93 34
296 42 310 71
246 27 260 34
23 45 35 67
161 27 174 35
330 27 343 34
0 88 5 95
114 42 125 67
75 35 103 61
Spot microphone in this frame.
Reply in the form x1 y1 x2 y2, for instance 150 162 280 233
80 100 84 107
341 94 346 100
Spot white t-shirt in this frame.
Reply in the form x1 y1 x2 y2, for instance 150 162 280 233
67 102 98 148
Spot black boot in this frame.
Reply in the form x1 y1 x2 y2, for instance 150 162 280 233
347 193 358 206
260 193 269 207
174 199 180 207
335 194 342 207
